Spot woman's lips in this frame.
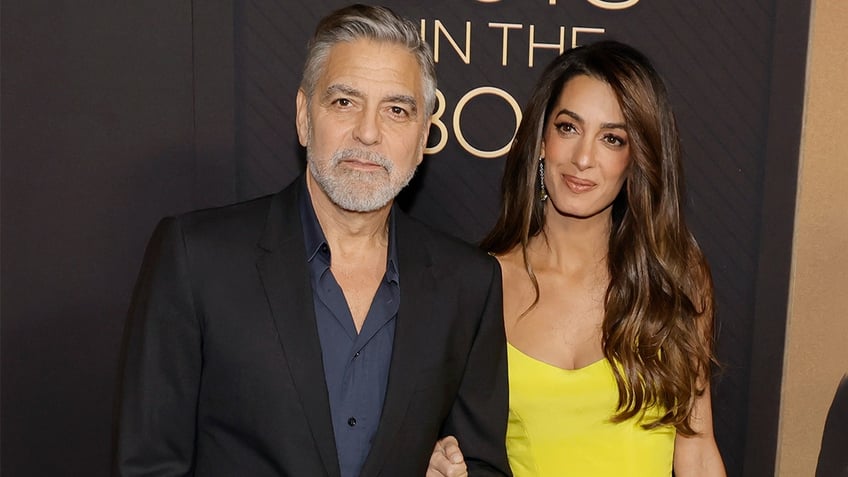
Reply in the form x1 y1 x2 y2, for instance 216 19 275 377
563 174 596 193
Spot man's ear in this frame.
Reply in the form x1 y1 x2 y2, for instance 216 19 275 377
295 89 309 147
417 120 431 166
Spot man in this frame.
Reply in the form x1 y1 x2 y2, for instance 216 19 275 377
115 4 510 476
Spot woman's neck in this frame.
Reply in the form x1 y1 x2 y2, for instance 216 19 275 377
530 209 612 273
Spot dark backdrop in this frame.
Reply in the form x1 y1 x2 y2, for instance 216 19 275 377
1 1 809 475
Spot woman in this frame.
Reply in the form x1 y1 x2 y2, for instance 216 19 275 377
427 41 725 476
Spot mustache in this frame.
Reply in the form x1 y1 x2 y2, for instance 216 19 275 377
331 149 393 172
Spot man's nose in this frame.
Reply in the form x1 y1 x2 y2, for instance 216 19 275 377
352 109 381 146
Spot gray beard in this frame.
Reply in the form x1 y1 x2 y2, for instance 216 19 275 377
307 147 417 212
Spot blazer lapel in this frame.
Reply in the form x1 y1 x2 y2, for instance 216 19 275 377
359 212 437 476
255 179 341 477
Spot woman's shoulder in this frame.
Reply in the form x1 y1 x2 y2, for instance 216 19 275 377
490 246 523 270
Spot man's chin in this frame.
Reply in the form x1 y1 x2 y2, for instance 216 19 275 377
324 184 396 213
332 195 393 213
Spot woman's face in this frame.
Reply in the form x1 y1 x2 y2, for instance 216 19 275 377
541 74 631 222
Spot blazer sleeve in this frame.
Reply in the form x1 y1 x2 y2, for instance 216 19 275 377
442 258 512 476
115 217 201 476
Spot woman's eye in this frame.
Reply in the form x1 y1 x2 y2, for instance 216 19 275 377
604 134 626 146
556 122 576 134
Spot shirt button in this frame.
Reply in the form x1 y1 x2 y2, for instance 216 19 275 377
353 351 360 359
348 417 357 427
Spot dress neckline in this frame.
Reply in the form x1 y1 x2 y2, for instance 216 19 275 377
507 341 607 372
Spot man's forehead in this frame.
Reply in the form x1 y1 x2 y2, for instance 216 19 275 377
318 39 423 97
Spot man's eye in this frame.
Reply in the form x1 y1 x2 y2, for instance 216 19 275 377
390 106 408 116
335 98 351 107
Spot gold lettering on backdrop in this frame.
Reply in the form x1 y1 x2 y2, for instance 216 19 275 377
528 25 565 67
571 27 605 47
426 89 449 155
540 0 640 8
453 87 522 158
420 1 632 157
433 20 472 64
585 0 640 10
488 22 523 66
423 20 604 67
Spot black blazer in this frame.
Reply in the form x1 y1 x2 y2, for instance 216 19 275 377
116 177 511 476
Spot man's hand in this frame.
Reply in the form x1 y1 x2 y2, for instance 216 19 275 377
426 435 467 477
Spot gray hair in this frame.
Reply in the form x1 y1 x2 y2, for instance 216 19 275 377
300 4 437 117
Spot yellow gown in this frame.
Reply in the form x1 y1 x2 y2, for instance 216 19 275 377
506 342 676 477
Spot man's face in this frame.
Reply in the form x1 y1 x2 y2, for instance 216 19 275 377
296 38 430 213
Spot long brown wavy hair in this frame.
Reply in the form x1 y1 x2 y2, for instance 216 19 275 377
481 41 716 435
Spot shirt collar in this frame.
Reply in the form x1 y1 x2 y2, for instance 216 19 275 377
299 178 399 284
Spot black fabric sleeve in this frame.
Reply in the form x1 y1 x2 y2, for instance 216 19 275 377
115 217 202 476
442 258 512 476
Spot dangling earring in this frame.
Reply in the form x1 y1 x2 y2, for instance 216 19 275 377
538 156 548 202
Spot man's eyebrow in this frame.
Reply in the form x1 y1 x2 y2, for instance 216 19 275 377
322 83 363 101
384 94 418 115
321 86 419 114
554 108 626 130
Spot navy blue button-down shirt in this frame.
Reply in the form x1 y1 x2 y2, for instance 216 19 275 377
299 184 399 477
